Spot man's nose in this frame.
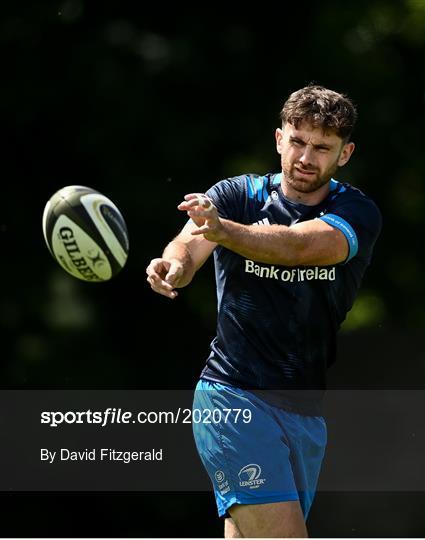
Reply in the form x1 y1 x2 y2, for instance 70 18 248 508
298 145 315 166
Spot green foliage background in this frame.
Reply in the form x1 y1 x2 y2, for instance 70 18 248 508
0 1 424 537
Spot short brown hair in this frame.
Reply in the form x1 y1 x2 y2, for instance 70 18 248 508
280 85 357 141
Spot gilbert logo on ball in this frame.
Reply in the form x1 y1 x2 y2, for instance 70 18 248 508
42 185 129 282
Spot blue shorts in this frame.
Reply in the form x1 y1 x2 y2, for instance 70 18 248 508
192 379 327 519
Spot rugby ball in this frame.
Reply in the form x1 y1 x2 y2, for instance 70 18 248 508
42 185 129 282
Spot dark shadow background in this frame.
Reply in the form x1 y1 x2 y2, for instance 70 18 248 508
1 1 424 537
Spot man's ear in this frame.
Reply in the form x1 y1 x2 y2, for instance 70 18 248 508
338 142 355 167
275 128 283 155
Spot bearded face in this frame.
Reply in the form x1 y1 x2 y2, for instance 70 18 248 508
282 152 340 194
275 121 354 202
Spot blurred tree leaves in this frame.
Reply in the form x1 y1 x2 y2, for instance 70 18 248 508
1 0 424 388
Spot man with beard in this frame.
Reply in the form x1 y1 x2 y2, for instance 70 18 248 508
146 85 382 538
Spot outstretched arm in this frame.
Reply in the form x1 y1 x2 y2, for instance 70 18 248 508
146 214 217 299
179 193 349 266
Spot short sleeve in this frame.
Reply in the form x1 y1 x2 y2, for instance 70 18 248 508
205 176 246 222
319 194 382 263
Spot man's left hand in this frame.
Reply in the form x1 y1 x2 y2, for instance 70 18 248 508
177 193 225 243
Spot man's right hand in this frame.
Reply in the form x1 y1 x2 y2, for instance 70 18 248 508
146 258 184 299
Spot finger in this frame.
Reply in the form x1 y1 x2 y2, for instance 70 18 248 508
187 209 215 219
165 265 182 285
198 196 214 211
146 276 178 299
177 193 201 209
146 258 168 276
152 285 178 299
189 193 214 210
191 226 210 235
183 193 201 201
179 194 214 211
147 273 174 290
177 199 200 210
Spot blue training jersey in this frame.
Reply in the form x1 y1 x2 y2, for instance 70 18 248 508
200 172 382 415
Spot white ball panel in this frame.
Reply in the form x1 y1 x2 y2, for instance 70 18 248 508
51 215 112 282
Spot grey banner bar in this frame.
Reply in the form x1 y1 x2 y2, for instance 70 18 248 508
0 390 423 492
